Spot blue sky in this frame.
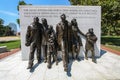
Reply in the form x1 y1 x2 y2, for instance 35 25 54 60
0 0 70 32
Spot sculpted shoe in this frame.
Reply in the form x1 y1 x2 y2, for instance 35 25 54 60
47 64 51 69
27 63 33 69
85 56 88 60
72 57 75 60
64 68 68 72
68 59 70 63
37 60 41 64
92 59 96 63
56 61 58 65
76 55 78 60
44 59 47 63
76 57 80 61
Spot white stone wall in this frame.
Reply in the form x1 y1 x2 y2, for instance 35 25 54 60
19 6 101 60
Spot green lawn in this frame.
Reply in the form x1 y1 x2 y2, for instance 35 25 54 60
104 45 120 52
0 40 21 50
101 36 120 52
101 36 120 46
0 36 120 52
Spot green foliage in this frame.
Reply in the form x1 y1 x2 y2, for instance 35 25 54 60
0 40 21 50
104 45 120 52
101 36 120 52
16 19 20 26
101 36 120 46
69 0 120 36
0 26 5 36
0 18 14 36
17 1 27 11
0 19 5 36
0 18 4 25
4 26 14 36
17 1 32 25
17 1 27 25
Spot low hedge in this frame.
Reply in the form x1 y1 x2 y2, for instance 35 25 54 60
101 36 120 46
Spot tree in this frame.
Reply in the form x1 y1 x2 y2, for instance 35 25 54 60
0 18 5 36
16 1 26 25
16 1 32 25
0 18 15 36
69 0 98 5
4 25 14 36
17 0 27 11
99 0 120 35
0 18 4 25
16 19 20 25
69 0 120 36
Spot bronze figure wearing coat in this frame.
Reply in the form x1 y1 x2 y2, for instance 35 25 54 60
85 28 97 62
71 18 85 60
41 18 49 63
25 17 43 69
56 14 71 72
46 26 58 69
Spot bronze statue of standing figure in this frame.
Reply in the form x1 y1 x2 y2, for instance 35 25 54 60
25 17 43 69
46 25 58 69
85 28 97 63
56 14 71 72
71 18 85 60
41 18 49 63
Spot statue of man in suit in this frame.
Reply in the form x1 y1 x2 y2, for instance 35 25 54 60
56 14 71 72
25 17 43 69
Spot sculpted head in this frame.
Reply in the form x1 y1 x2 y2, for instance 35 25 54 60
60 14 66 21
71 18 77 26
88 28 94 34
33 17 39 23
41 18 47 25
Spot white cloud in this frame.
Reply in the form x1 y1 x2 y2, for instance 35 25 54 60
0 10 18 17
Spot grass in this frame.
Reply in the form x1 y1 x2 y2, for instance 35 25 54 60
101 36 120 46
104 45 120 52
0 36 119 52
0 40 21 50
101 36 120 38
101 36 120 52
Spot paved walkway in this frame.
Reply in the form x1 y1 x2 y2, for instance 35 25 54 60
0 36 20 42
0 50 120 80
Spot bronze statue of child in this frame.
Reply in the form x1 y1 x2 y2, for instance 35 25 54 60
85 28 97 63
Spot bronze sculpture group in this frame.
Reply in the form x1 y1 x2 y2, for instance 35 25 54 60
25 14 97 72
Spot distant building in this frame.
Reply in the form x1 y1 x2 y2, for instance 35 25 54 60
8 23 17 35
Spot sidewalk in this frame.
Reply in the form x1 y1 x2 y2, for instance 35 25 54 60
0 36 20 42
0 50 120 80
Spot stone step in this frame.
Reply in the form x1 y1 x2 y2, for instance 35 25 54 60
0 46 7 53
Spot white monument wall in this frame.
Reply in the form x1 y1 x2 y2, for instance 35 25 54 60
19 6 101 60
